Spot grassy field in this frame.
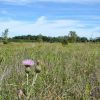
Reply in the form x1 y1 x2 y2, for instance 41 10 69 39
0 42 100 100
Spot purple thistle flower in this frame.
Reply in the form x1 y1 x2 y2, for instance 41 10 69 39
22 59 34 67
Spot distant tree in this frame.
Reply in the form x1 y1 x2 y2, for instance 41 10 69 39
9 34 99 43
62 37 68 46
2 29 9 44
80 37 88 42
95 37 100 42
27 35 31 40
68 31 77 43
37 34 43 42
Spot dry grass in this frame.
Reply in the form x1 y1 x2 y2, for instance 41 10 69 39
0 42 100 100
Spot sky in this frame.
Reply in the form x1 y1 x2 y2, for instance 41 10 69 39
0 0 100 38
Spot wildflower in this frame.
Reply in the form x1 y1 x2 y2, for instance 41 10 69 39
22 59 34 73
22 59 34 67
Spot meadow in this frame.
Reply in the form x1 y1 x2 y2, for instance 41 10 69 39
0 42 100 100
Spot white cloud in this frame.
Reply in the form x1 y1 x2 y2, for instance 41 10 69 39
0 16 100 38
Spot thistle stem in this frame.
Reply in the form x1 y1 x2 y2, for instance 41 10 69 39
27 74 38 100
26 73 29 97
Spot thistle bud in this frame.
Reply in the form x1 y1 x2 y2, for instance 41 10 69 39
35 65 41 73
25 67 31 73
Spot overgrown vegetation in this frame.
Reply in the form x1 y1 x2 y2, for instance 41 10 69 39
0 30 100 43
0 42 100 100
8 34 99 43
9 35 100 43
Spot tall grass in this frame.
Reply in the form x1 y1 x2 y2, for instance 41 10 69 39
0 43 100 100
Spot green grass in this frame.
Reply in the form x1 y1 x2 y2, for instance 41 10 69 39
0 42 100 100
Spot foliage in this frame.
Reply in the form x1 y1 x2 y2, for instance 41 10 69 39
37 34 43 43
68 31 77 43
5 31 100 43
2 29 9 44
61 38 68 46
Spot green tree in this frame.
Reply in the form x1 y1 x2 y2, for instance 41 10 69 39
2 29 9 44
62 37 68 46
37 34 43 42
68 31 77 43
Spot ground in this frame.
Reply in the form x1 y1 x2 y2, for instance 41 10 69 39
0 42 100 100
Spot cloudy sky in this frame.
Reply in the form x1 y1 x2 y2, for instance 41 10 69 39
0 0 100 38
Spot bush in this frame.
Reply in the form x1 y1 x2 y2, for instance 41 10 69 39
62 39 68 46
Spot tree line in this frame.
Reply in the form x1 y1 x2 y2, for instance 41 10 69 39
0 29 100 44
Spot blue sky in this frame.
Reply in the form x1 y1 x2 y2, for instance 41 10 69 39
0 0 100 38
